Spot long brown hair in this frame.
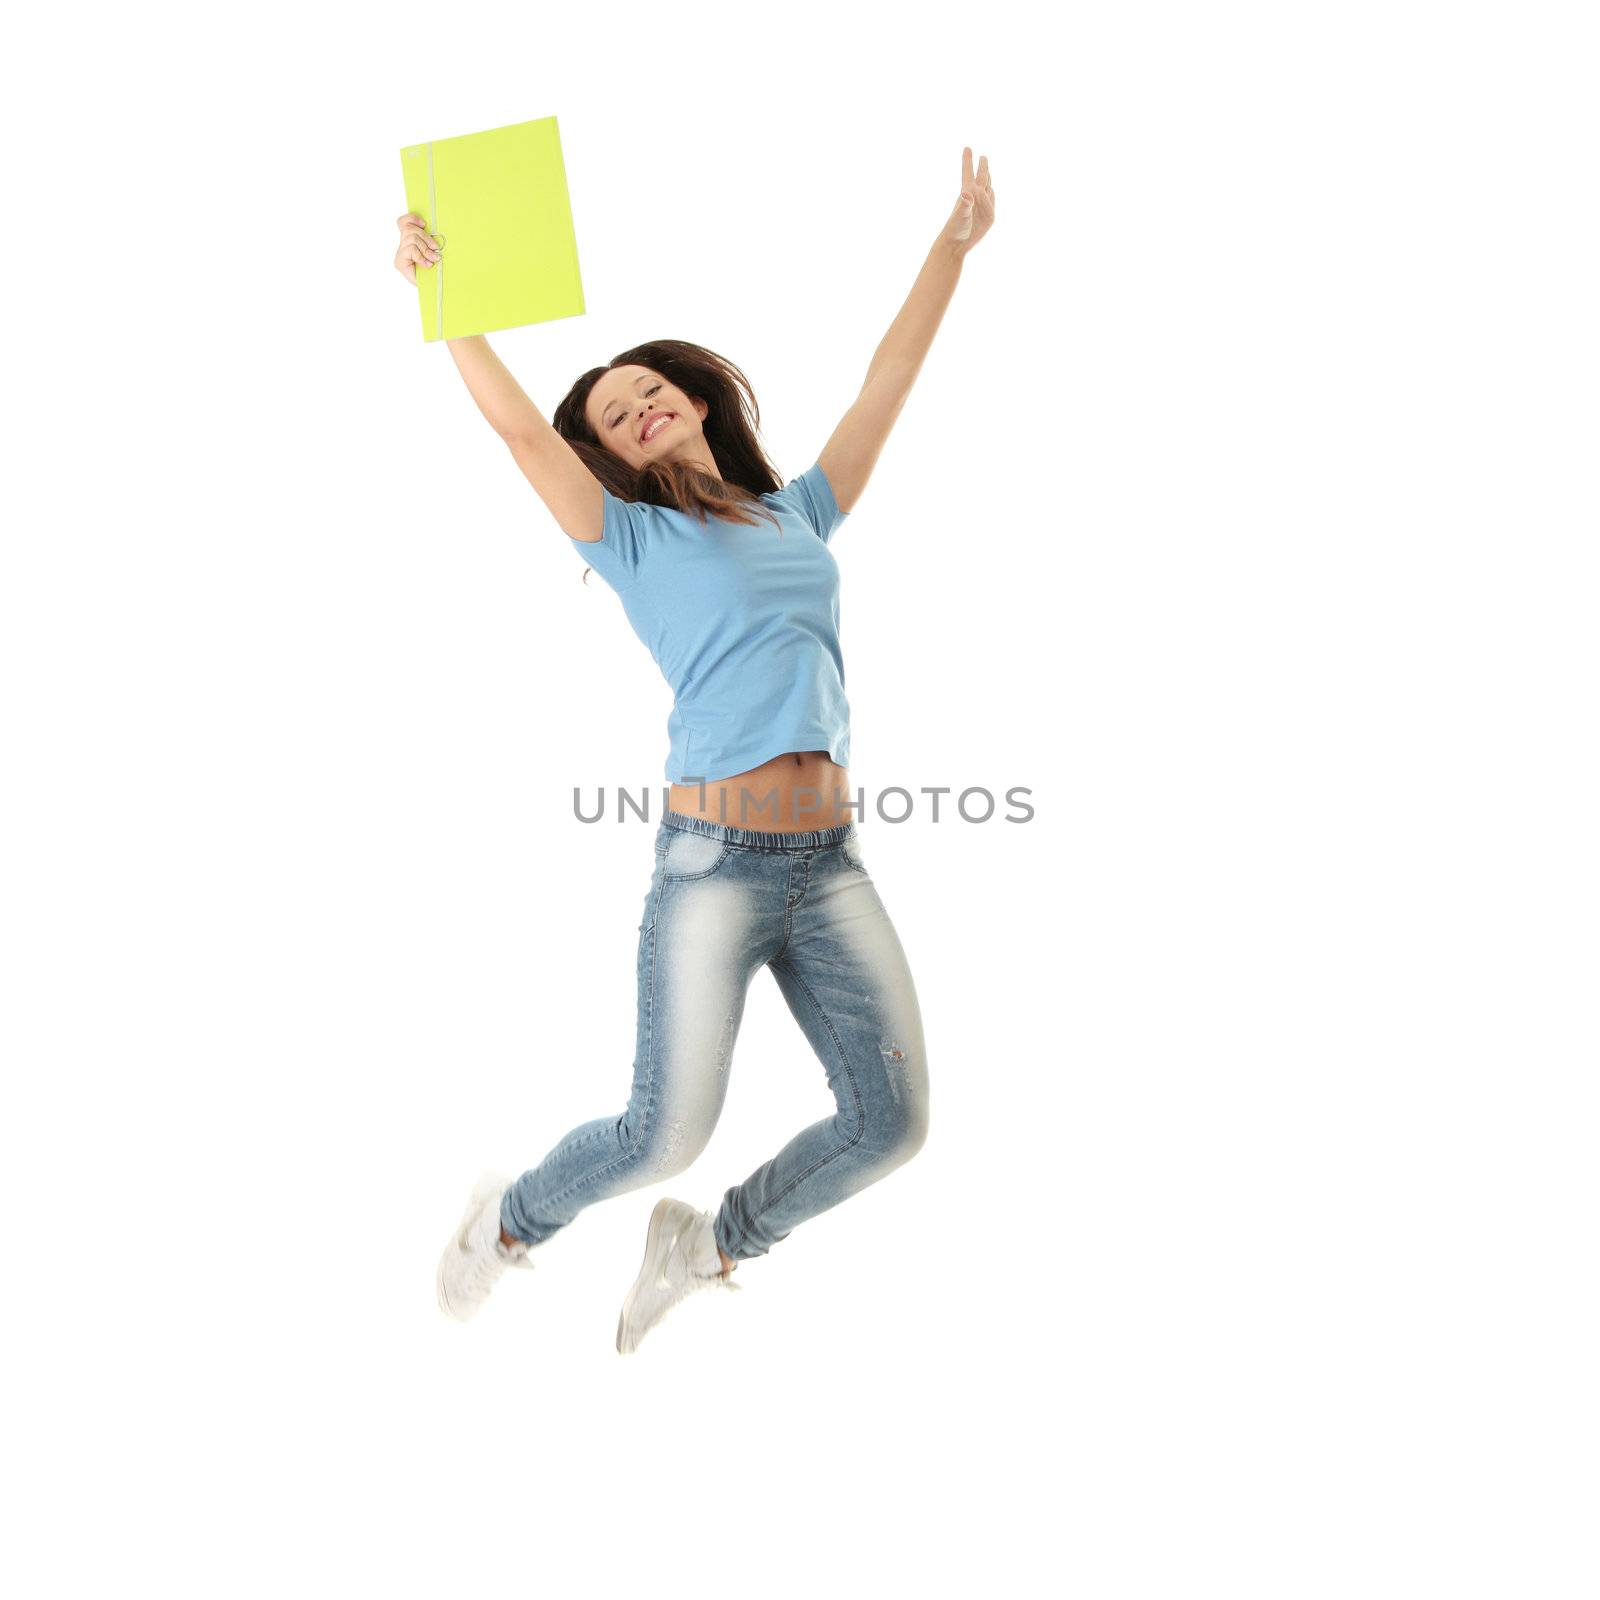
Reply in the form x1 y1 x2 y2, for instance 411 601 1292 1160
550 339 786 583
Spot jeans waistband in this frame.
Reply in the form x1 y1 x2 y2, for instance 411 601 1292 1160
659 810 857 852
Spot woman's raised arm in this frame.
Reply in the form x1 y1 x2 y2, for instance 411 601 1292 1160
815 149 995 517
394 214 604 543
448 334 605 546
444 331 545 440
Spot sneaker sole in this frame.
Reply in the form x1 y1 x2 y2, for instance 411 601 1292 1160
436 1169 511 1322
616 1196 689 1354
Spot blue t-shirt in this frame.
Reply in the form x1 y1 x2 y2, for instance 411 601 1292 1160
573 462 851 783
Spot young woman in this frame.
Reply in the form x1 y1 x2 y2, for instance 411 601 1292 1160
395 148 996 1352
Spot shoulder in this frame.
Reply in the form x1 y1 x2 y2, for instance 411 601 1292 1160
762 462 850 545
576 485 684 580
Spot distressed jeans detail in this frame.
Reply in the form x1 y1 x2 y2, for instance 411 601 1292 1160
500 812 929 1262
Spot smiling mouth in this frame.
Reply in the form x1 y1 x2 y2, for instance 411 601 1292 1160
640 414 675 443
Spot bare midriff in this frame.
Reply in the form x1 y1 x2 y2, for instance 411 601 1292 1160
667 750 854 833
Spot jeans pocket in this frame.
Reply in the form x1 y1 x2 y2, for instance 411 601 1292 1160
661 828 732 880
840 831 870 876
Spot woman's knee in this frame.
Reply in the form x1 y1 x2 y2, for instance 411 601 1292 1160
855 1096 927 1167
618 1103 715 1181
871 1051 929 1161
890 1100 929 1163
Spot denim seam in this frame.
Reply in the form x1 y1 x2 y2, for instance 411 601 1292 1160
537 864 670 1216
661 843 732 882
771 861 797 964
723 960 865 1255
506 1116 617 1239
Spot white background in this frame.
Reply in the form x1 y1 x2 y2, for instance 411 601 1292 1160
4 2 1596 1595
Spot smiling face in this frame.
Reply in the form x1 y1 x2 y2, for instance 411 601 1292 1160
585 364 711 471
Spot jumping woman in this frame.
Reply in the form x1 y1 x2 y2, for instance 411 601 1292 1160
394 146 996 1352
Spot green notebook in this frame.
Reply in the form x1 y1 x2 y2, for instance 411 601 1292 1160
399 115 585 342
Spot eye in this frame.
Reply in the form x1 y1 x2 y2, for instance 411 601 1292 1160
611 383 662 428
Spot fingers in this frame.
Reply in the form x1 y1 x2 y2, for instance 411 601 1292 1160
393 221 442 285
948 147 996 248
970 152 994 211
393 223 443 275
396 212 443 253
399 217 441 253
960 148 994 200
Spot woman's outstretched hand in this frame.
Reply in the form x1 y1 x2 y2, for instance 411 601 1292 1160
394 212 443 286
941 147 996 259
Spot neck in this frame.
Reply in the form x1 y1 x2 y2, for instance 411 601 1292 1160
665 442 723 482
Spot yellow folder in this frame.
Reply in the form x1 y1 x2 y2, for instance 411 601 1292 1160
399 115 585 342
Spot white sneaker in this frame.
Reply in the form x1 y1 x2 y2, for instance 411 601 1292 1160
436 1170 534 1322
615 1197 741 1354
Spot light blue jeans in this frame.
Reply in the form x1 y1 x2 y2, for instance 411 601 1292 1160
501 812 929 1262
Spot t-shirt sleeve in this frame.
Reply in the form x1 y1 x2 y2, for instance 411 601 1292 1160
572 486 651 584
785 462 850 545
